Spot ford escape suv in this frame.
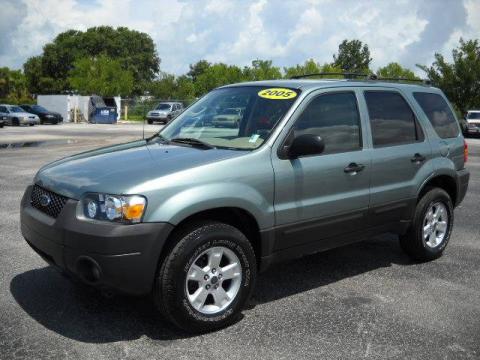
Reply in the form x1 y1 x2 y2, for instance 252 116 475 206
20 78 469 333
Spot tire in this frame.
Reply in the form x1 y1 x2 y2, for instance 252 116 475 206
13 118 20 126
29 123 35 126
154 221 257 333
399 188 453 261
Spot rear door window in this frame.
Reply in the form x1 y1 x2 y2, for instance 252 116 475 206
413 92 459 138
364 91 423 147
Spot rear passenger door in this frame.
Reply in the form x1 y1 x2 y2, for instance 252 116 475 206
361 89 433 227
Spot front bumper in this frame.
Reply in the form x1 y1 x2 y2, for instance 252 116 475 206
21 118 40 125
146 116 169 123
20 185 173 295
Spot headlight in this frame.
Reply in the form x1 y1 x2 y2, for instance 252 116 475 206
81 193 147 224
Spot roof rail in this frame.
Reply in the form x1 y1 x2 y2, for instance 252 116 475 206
290 72 431 85
290 72 369 79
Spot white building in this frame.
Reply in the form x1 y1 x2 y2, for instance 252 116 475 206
37 95 121 122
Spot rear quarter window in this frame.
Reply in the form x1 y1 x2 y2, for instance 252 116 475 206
413 92 459 139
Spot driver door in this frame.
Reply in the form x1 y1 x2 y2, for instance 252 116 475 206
270 89 371 251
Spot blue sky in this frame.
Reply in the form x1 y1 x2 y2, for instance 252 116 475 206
1 0 479 76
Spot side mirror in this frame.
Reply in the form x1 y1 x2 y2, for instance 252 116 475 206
288 134 325 158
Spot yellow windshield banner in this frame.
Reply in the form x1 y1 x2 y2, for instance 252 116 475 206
258 88 297 100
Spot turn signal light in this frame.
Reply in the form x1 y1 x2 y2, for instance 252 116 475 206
464 139 468 163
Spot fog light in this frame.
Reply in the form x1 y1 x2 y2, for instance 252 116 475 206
87 201 97 218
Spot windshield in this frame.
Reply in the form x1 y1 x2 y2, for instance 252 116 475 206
467 112 480 120
158 86 299 150
9 106 24 113
32 105 48 112
156 104 172 110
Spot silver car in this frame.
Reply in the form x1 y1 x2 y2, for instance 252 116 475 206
146 102 183 124
0 104 40 126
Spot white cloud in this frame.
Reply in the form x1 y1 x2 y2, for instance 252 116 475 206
0 0 476 76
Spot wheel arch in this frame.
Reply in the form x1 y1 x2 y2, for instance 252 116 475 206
417 174 457 205
159 207 263 270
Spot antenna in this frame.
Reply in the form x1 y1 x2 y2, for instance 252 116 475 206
142 103 146 140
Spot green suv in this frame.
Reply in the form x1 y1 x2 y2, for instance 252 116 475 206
20 78 469 332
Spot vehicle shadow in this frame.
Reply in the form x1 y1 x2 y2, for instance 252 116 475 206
10 234 412 343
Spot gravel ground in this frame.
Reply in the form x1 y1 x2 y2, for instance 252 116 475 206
0 124 479 360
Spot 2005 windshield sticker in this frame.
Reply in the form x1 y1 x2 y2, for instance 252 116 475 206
258 88 297 100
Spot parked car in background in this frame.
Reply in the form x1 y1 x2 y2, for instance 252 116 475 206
146 102 183 124
0 104 40 126
212 108 243 128
464 110 480 136
20 104 63 125
0 116 5 128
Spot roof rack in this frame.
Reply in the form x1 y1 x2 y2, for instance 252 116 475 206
290 72 431 85
290 72 369 79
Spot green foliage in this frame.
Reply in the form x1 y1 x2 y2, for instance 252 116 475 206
284 60 344 79
23 26 159 95
418 38 480 114
333 39 372 73
0 67 32 103
242 60 282 81
377 62 419 80
68 55 134 96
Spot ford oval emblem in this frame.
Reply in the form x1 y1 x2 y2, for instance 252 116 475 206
39 194 51 207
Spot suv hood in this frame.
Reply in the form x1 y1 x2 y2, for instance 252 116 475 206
34 140 244 199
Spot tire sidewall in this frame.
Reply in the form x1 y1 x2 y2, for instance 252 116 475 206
415 189 454 256
159 223 256 331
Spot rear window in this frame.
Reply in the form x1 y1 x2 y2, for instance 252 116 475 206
413 92 459 139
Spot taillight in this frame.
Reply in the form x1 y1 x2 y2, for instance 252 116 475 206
464 139 468 163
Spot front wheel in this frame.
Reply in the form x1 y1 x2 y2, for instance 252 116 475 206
154 221 256 333
400 188 453 261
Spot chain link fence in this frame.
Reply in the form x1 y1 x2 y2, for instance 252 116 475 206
120 98 195 121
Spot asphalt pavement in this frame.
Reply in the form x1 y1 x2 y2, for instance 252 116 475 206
0 124 479 359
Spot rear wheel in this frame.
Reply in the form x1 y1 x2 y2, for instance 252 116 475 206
400 188 453 261
147 120 153 125
29 123 35 126
154 221 256 333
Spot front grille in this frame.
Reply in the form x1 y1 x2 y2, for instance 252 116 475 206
31 185 68 218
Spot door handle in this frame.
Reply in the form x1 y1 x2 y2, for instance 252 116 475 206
344 162 365 174
411 153 426 163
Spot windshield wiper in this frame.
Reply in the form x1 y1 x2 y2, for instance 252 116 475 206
170 137 215 149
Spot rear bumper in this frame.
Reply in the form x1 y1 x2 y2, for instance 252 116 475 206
456 168 470 206
20 185 174 295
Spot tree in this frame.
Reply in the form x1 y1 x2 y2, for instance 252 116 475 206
193 63 244 96
187 60 211 82
0 67 31 103
418 38 480 114
24 26 159 95
333 39 372 73
377 62 419 80
68 55 134 96
242 60 282 81
283 60 344 79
